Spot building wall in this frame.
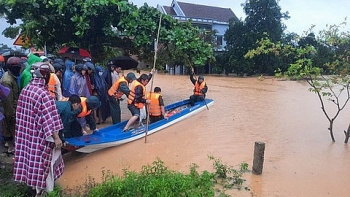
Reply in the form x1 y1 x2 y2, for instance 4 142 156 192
212 23 228 50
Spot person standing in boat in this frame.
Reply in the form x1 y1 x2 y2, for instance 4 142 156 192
123 72 154 132
146 87 167 124
189 68 208 106
108 72 136 124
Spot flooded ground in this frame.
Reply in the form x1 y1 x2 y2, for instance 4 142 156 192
58 73 350 196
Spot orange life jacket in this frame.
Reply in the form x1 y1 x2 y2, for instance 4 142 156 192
48 73 56 99
127 80 146 109
146 92 161 116
77 97 91 117
108 76 128 99
194 81 206 96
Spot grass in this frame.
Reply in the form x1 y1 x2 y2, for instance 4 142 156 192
0 156 249 197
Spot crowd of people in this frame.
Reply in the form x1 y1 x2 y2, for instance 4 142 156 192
0 53 208 196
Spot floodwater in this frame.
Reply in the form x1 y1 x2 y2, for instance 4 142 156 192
58 73 350 196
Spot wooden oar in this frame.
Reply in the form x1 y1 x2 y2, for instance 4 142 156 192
145 15 162 143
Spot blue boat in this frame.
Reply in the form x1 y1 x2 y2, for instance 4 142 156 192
65 98 214 153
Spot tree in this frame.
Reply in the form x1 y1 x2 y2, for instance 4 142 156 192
246 21 350 143
0 0 128 62
118 4 214 70
0 0 214 68
224 0 289 75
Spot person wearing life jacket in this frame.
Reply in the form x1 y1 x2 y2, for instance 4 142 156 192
78 95 101 135
57 95 100 137
146 87 167 124
189 67 208 106
47 62 63 100
107 72 136 124
55 94 82 139
123 70 154 132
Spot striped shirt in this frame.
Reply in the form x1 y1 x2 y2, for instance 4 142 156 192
14 78 64 190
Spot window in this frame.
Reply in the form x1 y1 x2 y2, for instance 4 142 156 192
217 35 223 46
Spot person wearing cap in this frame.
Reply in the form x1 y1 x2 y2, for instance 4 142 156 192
123 71 155 132
107 72 136 124
1 57 24 155
14 61 64 196
189 68 208 106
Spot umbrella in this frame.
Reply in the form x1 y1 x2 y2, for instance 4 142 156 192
109 56 139 70
1 50 27 57
57 47 91 60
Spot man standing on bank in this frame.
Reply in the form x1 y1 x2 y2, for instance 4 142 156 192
14 62 64 196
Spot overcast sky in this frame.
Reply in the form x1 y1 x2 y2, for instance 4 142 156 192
1 0 350 47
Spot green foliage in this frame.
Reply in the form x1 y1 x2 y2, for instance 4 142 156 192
1 0 213 70
208 155 249 190
27 157 248 197
88 159 216 197
223 0 289 76
246 20 350 142
0 165 31 197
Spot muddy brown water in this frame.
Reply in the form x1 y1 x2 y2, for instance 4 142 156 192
58 73 350 196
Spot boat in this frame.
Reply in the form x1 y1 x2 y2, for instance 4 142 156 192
64 98 214 153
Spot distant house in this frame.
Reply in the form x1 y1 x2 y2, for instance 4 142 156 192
157 0 238 74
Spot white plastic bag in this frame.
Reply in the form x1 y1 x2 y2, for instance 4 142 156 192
140 106 147 120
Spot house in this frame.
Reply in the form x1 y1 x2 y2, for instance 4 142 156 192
158 0 237 52
157 0 238 74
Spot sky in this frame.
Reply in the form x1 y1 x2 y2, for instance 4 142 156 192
1 0 350 48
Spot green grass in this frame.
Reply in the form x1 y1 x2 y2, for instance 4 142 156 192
1 156 249 197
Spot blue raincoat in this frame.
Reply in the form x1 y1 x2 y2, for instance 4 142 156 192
63 60 74 97
94 66 110 122
69 72 90 97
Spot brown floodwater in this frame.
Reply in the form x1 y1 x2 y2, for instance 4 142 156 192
58 73 350 196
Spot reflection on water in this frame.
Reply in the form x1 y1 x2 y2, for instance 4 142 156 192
58 74 350 196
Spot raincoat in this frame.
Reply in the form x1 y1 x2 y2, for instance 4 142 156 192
14 78 64 191
20 54 42 90
94 66 110 122
62 60 74 97
69 72 90 97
